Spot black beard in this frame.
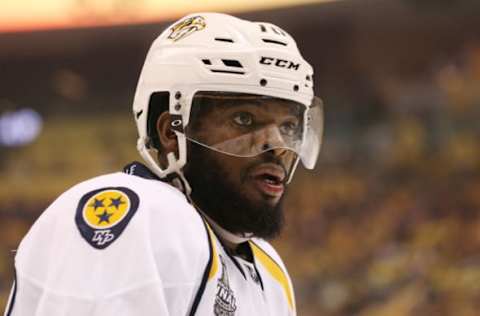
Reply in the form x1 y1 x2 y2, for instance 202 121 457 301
183 142 286 240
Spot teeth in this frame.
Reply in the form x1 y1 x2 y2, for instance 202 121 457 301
256 173 282 185
263 177 280 185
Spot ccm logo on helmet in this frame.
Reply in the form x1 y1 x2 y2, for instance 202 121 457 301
259 56 300 71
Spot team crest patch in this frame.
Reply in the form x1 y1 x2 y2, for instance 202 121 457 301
75 187 139 249
214 255 237 316
167 15 206 42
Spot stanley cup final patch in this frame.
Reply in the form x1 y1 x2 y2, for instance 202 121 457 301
75 187 139 249
214 255 237 316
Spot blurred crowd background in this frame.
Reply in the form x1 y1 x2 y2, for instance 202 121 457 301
1 0 480 315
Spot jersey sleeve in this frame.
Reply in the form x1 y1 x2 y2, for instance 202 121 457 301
7 277 172 316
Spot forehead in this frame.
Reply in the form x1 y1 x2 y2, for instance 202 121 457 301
191 92 303 118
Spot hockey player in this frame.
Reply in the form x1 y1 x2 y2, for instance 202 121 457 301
4 13 323 316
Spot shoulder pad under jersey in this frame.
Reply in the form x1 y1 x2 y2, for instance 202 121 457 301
15 172 210 299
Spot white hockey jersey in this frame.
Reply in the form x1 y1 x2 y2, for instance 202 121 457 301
4 163 296 316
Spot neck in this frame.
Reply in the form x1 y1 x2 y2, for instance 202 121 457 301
171 175 253 251
200 212 253 252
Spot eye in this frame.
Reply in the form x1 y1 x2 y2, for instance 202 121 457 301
279 121 299 136
232 112 254 127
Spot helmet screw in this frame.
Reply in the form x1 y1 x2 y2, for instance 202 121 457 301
175 91 182 99
171 119 182 127
174 103 181 111
260 79 267 86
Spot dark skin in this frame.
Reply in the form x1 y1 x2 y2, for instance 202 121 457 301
156 98 301 248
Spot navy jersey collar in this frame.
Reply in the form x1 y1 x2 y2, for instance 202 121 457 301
123 161 161 181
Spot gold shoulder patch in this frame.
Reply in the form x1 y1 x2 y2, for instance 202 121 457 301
83 189 130 229
75 187 139 249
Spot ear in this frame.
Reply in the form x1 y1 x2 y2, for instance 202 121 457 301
156 111 178 155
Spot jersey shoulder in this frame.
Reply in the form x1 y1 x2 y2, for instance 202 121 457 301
15 172 210 299
20 171 205 249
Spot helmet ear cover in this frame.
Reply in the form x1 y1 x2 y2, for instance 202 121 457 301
146 92 170 150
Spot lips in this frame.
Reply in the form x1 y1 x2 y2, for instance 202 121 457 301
250 163 286 197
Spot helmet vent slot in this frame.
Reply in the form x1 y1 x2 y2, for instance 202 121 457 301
258 24 286 36
210 69 245 75
262 38 287 46
271 27 286 36
215 37 234 43
222 59 243 68
202 59 212 65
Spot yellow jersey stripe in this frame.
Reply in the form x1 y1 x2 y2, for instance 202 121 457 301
250 241 295 310
206 224 219 280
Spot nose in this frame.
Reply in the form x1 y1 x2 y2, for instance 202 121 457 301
256 125 286 149
261 144 294 164
261 143 287 155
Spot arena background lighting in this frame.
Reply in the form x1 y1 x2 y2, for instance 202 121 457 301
1 0 337 33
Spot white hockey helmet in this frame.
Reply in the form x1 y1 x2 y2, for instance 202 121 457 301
133 13 323 183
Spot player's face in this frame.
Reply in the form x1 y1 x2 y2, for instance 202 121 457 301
189 98 300 204
184 98 300 238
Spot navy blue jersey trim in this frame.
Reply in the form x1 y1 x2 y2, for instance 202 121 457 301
253 262 265 291
226 252 247 280
218 241 247 280
123 161 161 180
5 269 17 316
188 218 214 316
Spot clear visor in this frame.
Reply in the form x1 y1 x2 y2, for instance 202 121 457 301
183 92 323 169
